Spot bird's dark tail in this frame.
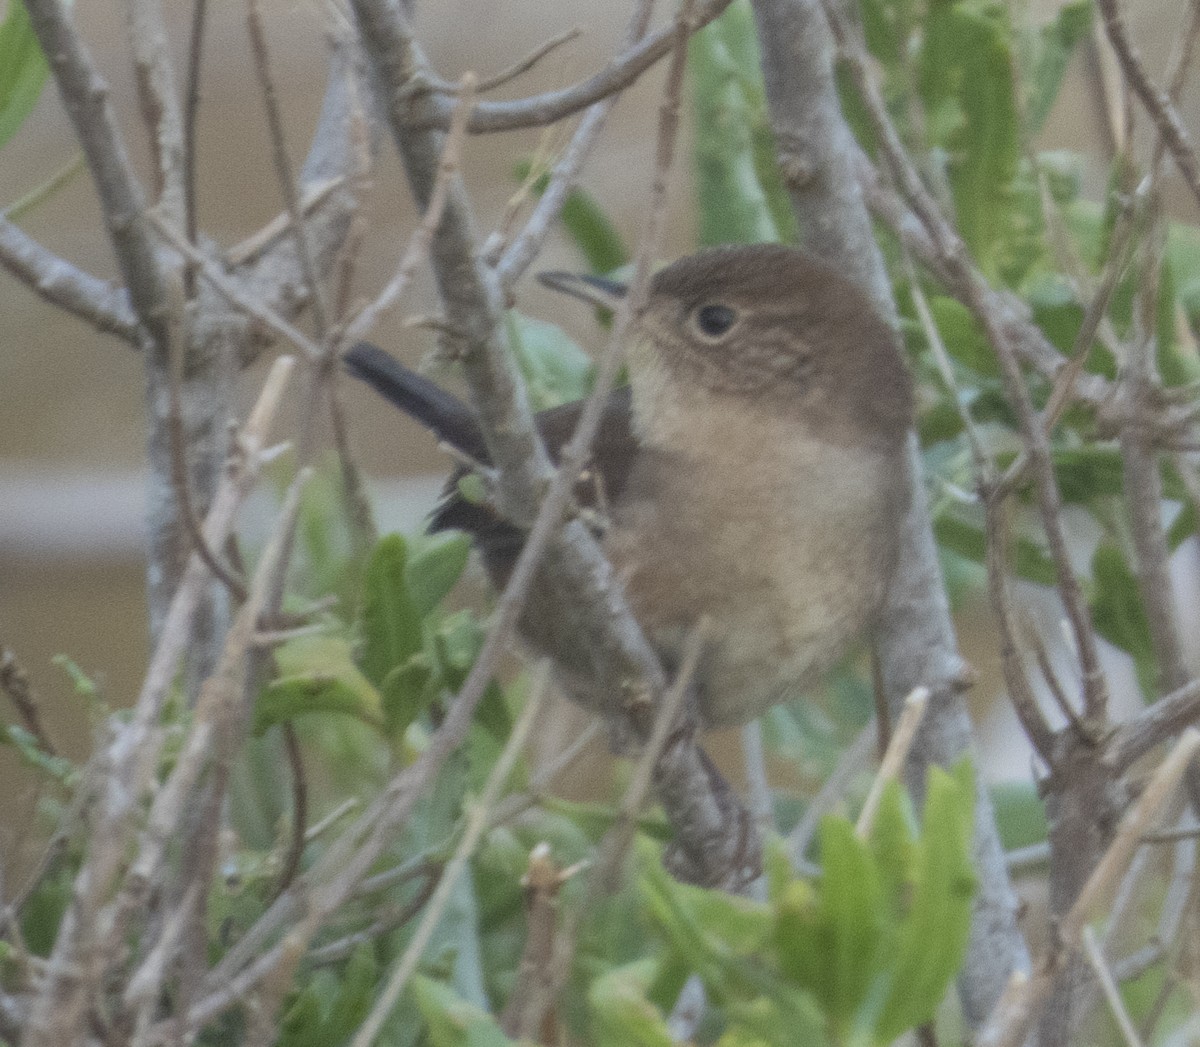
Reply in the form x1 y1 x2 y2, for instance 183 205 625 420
343 342 490 464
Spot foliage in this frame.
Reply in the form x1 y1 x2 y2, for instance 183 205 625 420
0 0 47 153
12 0 1200 1041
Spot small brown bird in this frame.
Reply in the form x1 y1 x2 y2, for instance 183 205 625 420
346 244 913 727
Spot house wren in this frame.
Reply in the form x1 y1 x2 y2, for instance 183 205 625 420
345 243 913 726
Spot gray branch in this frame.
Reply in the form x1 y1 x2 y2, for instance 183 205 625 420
0 214 139 341
349 0 757 891
395 0 734 134
749 0 1030 1025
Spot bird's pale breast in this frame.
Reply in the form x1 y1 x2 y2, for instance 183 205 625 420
605 400 904 726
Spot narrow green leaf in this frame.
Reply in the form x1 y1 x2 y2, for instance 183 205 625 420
513 160 629 274
918 0 1020 272
359 534 423 688
381 655 436 737
814 819 886 1029
933 513 1059 587
407 531 471 617
1022 0 1092 134
875 763 976 1041
0 0 48 151
689 0 785 246
412 975 515 1047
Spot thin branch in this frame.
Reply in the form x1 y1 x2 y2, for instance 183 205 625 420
493 1 658 287
426 27 583 95
246 0 330 338
751 0 1029 1022
828 0 1110 721
0 646 57 757
124 0 187 228
401 0 734 134
0 215 140 342
339 75 475 348
346 664 552 1047
1082 927 1147 1047
984 488 1057 761
1097 0 1200 212
1112 677 1200 771
593 620 708 895
182 0 207 251
147 213 323 359
21 356 296 1047
787 719 876 866
856 687 929 839
977 729 1200 1047
24 0 167 339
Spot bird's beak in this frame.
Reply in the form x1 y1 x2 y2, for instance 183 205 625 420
536 271 627 311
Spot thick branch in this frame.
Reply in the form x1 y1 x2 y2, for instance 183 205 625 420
749 0 1030 1024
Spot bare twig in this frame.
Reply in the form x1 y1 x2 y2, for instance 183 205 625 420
977 729 1200 1047
856 687 929 839
22 356 296 1047
787 719 876 865
401 0 734 134
125 0 187 228
247 0 330 338
339 75 476 348
1112 677 1200 772
346 665 552 1047
1082 926 1146 1047
752 0 1028 1021
182 0 207 251
24 0 167 338
493 0 658 288
424 27 582 95
147 214 323 359
0 215 140 342
984 489 1057 761
0 646 57 757
593 619 708 895
1097 0 1200 212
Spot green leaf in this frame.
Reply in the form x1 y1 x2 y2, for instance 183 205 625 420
513 160 629 274
868 782 917 906
875 762 976 1041
1089 543 1156 696
412 975 515 1047
925 294 999 375
813 818 886 1030
1 725 75 784
381 655 436 737
918 0 1020 273
505 310 595 410
255 635 383 732
407 531 471 617
0 0 48 151
1022 0 1092 134
589 959 677 1047
690 0 786 246
933 512 1059 587
359 534 423 688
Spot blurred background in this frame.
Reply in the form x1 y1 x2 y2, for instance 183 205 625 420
1 0 1198 862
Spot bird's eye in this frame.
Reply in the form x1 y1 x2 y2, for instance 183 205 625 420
694 303 737 339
